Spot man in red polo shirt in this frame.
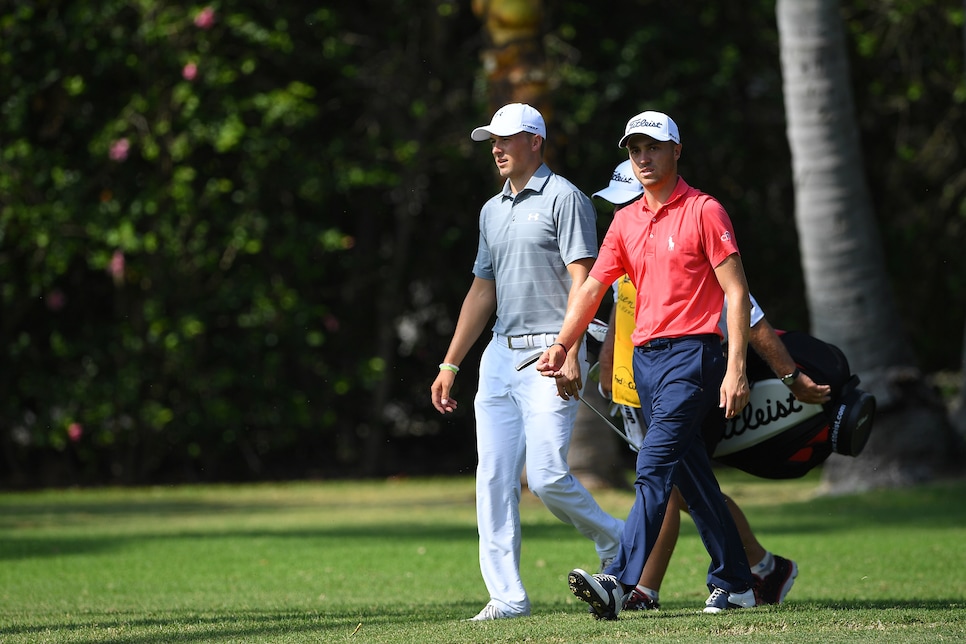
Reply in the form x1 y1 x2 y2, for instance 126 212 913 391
537 110 757 617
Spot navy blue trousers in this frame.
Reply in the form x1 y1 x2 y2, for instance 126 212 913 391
605 335 753 593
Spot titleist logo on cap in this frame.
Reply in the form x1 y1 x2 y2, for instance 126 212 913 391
617 110 679 147
626 117 664 131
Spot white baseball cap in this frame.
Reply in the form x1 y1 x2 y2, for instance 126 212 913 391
618 110 680 148
471 103 547 141
592 160 643 206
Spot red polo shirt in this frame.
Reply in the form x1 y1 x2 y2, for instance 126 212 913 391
591 177 740 346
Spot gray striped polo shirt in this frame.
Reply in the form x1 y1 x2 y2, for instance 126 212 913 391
473 164 598 337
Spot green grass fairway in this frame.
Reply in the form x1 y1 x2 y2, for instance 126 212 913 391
1 469 964 643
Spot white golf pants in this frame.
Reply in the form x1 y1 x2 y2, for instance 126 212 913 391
474 333 624 614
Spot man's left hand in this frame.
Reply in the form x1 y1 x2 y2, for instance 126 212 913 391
719 371 750 418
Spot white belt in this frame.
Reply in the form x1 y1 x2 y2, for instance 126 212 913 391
502 333 557 349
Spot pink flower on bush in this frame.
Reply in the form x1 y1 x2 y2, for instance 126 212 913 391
46 289 66 311
182 62 198 81
194 6 215 29
109 250 125 284
68 423 83 443
109 138 130 161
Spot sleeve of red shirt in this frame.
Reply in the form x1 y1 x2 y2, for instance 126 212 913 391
590 212 627 286
699 196 741 266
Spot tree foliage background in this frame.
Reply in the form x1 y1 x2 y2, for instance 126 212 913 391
1 0 963 487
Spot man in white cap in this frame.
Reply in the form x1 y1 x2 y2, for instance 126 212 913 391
537 110 759 617
590 159 828 611
430 103 624 621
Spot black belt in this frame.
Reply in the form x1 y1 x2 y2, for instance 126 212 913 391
637 334 720 352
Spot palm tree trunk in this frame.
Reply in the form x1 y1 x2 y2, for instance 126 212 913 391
777 0 963 492
471 0 549 115
954 319 966 439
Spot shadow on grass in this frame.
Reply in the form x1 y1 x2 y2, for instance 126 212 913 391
0 603 492 644
3 479 964 565
606 598 966 615
0 493 475 525
739 480 966 536
8 599 962 644
4 479 966 561
0 520 482 561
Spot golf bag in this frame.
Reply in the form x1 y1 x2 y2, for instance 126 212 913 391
709 331 877 479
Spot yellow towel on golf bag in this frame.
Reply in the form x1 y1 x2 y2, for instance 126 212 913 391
612 275 640 408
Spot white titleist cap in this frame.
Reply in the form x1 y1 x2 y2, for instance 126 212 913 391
618 110 680 148
471 103 547 141
592 160 643 206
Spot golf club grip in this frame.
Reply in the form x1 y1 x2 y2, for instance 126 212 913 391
514 351 543 371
